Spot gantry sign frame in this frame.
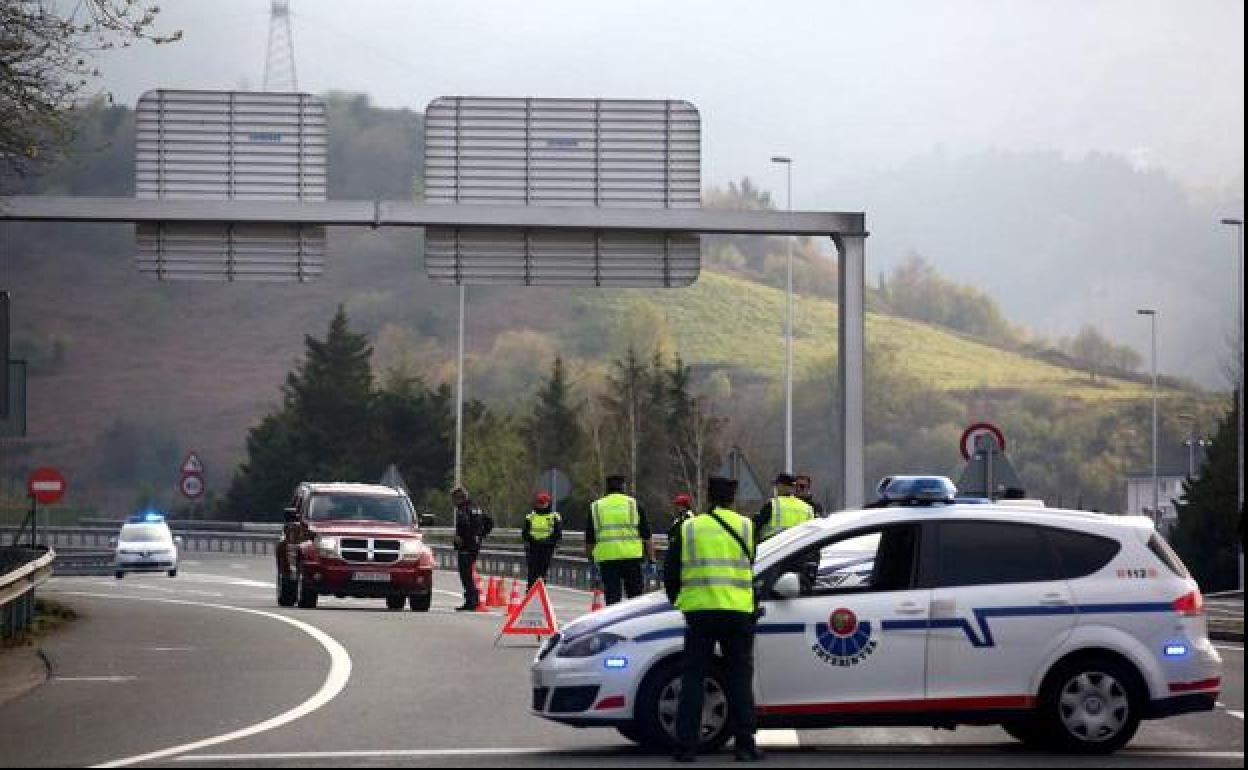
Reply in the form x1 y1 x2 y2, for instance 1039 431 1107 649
0 195 869 508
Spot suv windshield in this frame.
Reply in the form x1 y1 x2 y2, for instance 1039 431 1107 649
120 524 170 543
307 493 414 525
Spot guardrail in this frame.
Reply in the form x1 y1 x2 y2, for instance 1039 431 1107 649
0 526 667 591
1 546 55 640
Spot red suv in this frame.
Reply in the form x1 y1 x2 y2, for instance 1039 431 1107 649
277 482 436 611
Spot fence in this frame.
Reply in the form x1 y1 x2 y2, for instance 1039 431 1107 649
0 546 55 640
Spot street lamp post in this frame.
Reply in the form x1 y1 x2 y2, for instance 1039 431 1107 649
771 155 794 474
1221 217 1243 590
1138 308 1159 525
455 284 465 487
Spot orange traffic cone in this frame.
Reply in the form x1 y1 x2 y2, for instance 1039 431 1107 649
589 587 606 613
506 580 523 617
487 576 503 607
474 569 488 612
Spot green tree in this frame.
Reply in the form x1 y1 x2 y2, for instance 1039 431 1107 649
1172 396 1241 591
1 1 179 176
526 356 584 477
462 402 530 527
223 307 376 518
368 373 454 501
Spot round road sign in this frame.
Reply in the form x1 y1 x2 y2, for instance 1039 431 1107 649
959 422 1006 461
179 472 205 500
28 467 67 505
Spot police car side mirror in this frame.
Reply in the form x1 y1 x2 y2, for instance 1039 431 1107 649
773 572 802 600
283 507 298 523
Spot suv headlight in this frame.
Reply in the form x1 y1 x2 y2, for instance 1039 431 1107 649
400 539 425 561
315 536 338 557
557 632 625 658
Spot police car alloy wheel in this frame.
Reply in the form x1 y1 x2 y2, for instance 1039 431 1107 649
634 660 732 753
1037 656 1143 754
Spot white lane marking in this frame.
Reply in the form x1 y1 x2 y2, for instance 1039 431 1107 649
756 729 800 747
55 592 352 769
1214 644 1243 652
146 647 195 652
1124 750 1245 760
55 676 137 683
174 748 552 762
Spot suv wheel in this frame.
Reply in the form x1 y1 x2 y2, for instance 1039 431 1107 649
295 566 318 609
1036 656 1143 754
167 568 177 578
114 570 124 579
634 659 732 753
277 569 297 607
409 593 432 612
385 595 406 611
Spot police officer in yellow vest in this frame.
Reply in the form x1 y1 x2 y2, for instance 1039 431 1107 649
663 476 763 763
522 490 562 590
586 474 655 606
753 472 814 543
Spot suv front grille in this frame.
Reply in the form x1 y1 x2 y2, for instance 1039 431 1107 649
339 538 402 563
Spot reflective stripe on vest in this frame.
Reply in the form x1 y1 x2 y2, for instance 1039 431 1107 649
761 495 814 540
527 511 559 542
676 509 755 614
591 494 643 562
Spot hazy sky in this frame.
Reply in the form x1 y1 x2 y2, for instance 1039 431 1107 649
88 0 1244 205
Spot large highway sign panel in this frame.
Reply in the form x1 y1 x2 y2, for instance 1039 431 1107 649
423 97 702 287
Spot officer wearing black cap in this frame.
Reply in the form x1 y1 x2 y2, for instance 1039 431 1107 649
585 474 655 606
753 472 815 542
664 475 762 762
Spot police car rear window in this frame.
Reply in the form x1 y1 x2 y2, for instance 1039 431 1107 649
1148 534 1191 579
1043 527 1121 580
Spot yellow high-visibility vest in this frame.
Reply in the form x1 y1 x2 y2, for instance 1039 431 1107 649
676 509 755 614
760 495 813 540
591 493 644 563
527 510 560 542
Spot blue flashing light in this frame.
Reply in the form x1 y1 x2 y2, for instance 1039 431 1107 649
1164 643 1189 658
604 656 629 670
127 508 166 523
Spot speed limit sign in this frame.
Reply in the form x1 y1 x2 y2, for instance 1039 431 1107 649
179 472 205 500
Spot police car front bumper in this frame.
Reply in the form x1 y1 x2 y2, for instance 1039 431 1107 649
530 634 635 725
115 552 175 571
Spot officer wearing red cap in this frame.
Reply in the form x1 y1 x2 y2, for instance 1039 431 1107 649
667 492 696 537
522 490 562 589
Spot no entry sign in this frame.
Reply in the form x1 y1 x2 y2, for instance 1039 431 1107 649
179 472 205 500
28 467 67 505
959 422 1006 461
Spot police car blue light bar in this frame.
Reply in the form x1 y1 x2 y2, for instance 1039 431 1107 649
127 510 166 523
874 475 958 506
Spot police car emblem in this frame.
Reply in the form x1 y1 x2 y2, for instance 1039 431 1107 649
812 607 878 667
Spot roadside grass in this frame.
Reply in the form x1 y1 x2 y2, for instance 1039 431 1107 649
1 599 77 650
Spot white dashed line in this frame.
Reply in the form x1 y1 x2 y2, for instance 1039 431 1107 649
174 748 552 762
54 677 137 683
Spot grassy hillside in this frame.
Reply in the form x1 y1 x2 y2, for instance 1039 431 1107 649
580 270 1160 402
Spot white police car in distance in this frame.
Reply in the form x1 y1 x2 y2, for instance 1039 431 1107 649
531 479 1221 755
113 512 181 579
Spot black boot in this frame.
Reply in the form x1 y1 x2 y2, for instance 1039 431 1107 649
734 742 765 762
671 746 697 763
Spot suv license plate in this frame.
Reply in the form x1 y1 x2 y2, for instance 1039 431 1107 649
353 572 391 583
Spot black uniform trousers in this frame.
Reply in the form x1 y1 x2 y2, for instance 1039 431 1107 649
526 542 556 589
598 558 644 605
677 610 757 752
456 550 479 607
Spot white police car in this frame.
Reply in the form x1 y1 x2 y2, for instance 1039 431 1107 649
531 480 1221 755
113 512 181 579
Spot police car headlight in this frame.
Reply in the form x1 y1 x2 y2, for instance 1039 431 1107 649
558 632 625 658
315 536 338 557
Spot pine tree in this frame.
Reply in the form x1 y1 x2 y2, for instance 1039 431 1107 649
1172 396 1241 592
527 356 584 476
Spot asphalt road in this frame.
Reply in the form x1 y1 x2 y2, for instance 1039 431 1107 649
0 553 1241 768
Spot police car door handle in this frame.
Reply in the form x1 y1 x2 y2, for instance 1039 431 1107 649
1039 593 1070 607
894 602 926 616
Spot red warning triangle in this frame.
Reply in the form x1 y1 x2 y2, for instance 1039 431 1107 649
499 579 557 636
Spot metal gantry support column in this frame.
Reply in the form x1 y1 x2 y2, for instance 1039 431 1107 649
835 232 867 510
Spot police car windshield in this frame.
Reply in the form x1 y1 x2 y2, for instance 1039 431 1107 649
120 524 170 543
308 493 413 525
